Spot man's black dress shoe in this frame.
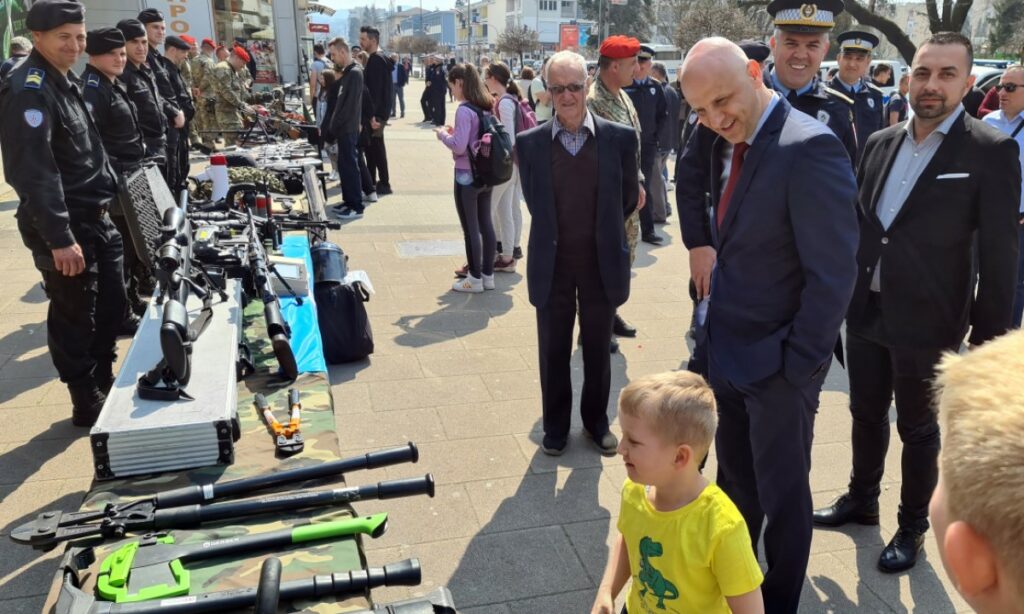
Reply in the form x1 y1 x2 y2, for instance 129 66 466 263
878 527 926 573
613 314 637 337
641 233 664 245
813 493 880 526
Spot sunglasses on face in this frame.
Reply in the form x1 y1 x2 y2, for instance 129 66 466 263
995 83 1022 93
549 82 586 95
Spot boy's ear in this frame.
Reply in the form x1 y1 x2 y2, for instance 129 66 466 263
944 520 998 598
674 444 693 468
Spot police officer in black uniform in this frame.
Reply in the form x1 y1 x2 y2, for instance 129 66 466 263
421 55 435 123
830 30 885 162
765 0 858 163
428 55 448 126
162 35 195 193
138 8 184 191
0 0 127 426
118 19 167 174
82 27 150 330
624 44 668 245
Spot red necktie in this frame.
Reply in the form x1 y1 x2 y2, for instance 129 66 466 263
717 142 749 230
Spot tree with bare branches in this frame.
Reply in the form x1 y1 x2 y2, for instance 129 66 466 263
672 0 760 52
497 26 541 69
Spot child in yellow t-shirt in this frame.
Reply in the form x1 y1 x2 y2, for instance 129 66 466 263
591 371 764 614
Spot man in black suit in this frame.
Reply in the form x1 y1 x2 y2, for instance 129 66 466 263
680 37 859 612
517 50 639 457
814 32 1021 573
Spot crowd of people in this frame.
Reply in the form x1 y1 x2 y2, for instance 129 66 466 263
2 0 1024 613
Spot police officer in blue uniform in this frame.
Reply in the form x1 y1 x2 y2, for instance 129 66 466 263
766 0 858 163
830 30 885 162
82 27 151 332
0 0 127 426
624 44 667 245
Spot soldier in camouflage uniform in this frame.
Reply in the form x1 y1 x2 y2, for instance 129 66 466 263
586 39 645 265
210 46 252 144
192 38 217 146
179 35 198 145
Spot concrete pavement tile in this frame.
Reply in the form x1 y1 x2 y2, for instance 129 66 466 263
829 541 967 613
479 369 541 401
0 537 66 599
416 348 528 378
0 404 80 443
512 432 624 474
466 468 616 534
391 310 493 333
508 588 599 613
328 382 374 414
0 322 46 357
372 328 465 356
623 285 687 304
484 309 537 329
811 443 856 494
368 375 492 412
353 483 481 551
623 359 689 378
404 526 591 608
435 399 542 440
0 353 58 380
0 596 47 614
382 435 529 485
460 604 512 614
460 326 538 350
0 478 82 537
337 407 446 451
615 336 690 363
328 354 424 384
800 552 897 613
0 436 94 485
563 518 619 586
814 403 855 445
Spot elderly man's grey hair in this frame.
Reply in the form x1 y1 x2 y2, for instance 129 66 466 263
9 36 31 54
543 50 587 82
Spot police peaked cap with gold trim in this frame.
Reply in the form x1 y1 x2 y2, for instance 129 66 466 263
837 30 879 53
767 0 844 32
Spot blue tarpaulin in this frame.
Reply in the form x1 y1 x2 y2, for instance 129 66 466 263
279 234 328 374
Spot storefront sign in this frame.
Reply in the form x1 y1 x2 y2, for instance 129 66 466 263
145 0 214 42
309 23 330 33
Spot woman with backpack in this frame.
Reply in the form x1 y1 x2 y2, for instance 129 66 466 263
437 63 498 293
484 62 527 272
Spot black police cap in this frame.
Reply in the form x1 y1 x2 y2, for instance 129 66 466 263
766 0 844 32
138 8 164 24
165 35 190 51
738 39 771 63
638 45 655 60
25 0 84 32
116 19 146 41
86 27 126 55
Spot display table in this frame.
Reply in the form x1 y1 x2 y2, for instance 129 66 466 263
43 277 371 613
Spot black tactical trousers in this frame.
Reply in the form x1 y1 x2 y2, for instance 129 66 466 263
165 127 182 193
39 215 127 387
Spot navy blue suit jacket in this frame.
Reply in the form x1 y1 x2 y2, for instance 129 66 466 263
706 98 859 386
517 114 640 309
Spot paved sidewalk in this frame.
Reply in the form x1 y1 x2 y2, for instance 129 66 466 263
0 81 968 612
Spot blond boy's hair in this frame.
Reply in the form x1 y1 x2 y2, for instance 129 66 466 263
619 371 717 456
935 330 1024 587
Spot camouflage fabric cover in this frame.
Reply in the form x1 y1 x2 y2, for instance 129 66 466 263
43 300 371 613
192 167 288 200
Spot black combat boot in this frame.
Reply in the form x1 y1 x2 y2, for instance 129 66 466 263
93 361 116 396
69 382 106 427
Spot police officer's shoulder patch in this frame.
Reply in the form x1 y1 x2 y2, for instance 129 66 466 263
817 109 831 124
86 73 100 88
823 85 854 105
24 109 43 127
24 68 44 90
867 98 875 108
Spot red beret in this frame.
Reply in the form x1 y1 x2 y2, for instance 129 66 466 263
202 37 215 48
180 34 196 45
599 35 641 60
232 45 251 63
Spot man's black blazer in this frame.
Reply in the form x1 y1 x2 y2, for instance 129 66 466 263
517 114 639 309
847 111 1021 348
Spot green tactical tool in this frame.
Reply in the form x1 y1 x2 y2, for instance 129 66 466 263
96 512 388 603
